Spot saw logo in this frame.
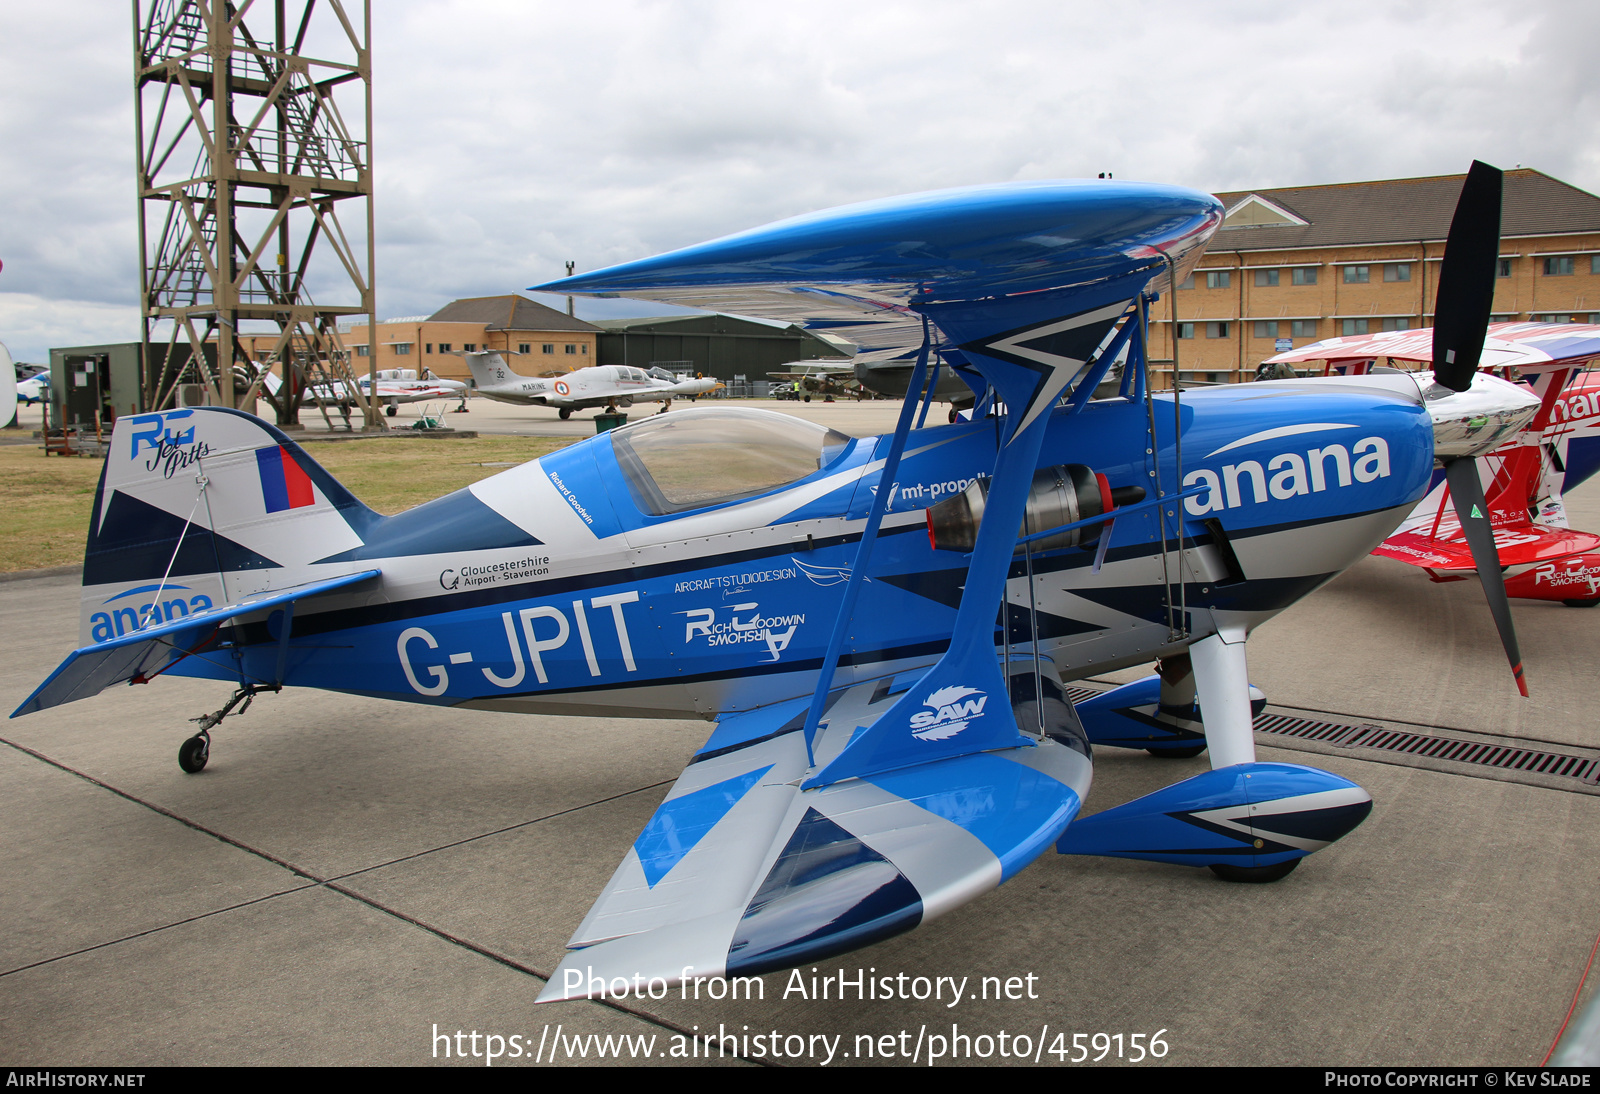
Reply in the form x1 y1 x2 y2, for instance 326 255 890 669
910 685 988 741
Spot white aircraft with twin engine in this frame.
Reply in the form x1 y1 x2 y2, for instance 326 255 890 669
465 352 722 418
14 165 1537 1002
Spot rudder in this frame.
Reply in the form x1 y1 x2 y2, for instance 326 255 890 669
80 407 378 645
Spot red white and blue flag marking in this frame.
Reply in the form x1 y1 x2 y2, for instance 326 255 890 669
256 445 315 513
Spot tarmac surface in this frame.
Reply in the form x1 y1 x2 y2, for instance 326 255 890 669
2 399 1599 1067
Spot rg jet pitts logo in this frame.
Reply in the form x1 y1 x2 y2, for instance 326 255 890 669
910 686 989 741
126 410 211 479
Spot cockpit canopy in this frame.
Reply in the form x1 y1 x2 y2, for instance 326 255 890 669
610 407 852 515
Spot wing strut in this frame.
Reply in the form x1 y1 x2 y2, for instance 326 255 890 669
799 318 933 764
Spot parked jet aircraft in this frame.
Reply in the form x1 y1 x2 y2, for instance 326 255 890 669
253 366 467 417
14 168 1535 999
1265 324 1600 609
466 353 721 417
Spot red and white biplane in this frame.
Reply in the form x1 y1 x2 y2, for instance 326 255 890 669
1265 323 1600 609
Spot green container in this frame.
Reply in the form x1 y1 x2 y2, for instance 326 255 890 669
593 413 629 433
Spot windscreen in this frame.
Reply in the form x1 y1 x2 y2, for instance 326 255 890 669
610 407 851 515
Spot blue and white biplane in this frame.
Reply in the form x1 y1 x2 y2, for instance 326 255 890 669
13 169 1537 1001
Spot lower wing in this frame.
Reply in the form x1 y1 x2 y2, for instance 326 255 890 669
537 667 1091 1002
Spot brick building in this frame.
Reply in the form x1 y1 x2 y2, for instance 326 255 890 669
240 295 602 383
338 295 601 383
1149 168 1600 385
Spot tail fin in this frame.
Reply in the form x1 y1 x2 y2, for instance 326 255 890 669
80 407 378 645
463 350 524 391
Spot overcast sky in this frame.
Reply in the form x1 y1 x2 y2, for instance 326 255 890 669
2 0 1597 362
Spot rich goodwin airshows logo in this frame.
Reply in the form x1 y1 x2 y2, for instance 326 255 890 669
910 685 989 741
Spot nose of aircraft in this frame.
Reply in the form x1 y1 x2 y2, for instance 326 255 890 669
1421 369 1540 460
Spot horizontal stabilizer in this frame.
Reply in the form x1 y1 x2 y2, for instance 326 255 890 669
1056 762 1370 870
13 568 380 718
537 671 1090 1003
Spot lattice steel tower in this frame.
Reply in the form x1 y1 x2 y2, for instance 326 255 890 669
135 0 380 429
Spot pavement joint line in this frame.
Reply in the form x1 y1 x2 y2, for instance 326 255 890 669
0 734 328 883
0 883 321 980
322 777 678 884
316 880 773 1067
0 735 750 1056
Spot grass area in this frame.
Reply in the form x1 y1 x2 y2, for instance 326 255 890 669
0 435 573 574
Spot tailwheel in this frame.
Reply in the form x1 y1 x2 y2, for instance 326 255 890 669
1209 858 1301 884
178 733 210 774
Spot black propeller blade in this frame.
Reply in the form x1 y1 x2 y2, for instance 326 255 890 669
1432 161 1503 392
1432 161 1525 694
1445 458 1527 696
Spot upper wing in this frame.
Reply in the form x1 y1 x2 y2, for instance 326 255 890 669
537 669 1091 1001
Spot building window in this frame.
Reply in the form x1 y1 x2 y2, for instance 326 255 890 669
565 344 577 355
1343 266 1370 284
1383 263 1411 283
1498 259 1513 278
542 344 554 354
437 343 451 353
1341 319 1369 336
1292 267 1318 286
1205 271 1231 289
519 343 531 355
425 344 433 354
394 343 411 355
1176 274 1195 290
1176 323 1195 339
1254 269 1280 287
582 344 588 354
1205 321 1231 339
355 345 369 357
1380 317 1410 332
1291 319 1317 338
1592 256 1600 275
1544 256 1575 276
1253 320 1281 339
464 343 477 352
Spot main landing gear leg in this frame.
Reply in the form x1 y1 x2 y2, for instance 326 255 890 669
1190 626 1297 882
179 684 281 773
1190 626 1255 770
